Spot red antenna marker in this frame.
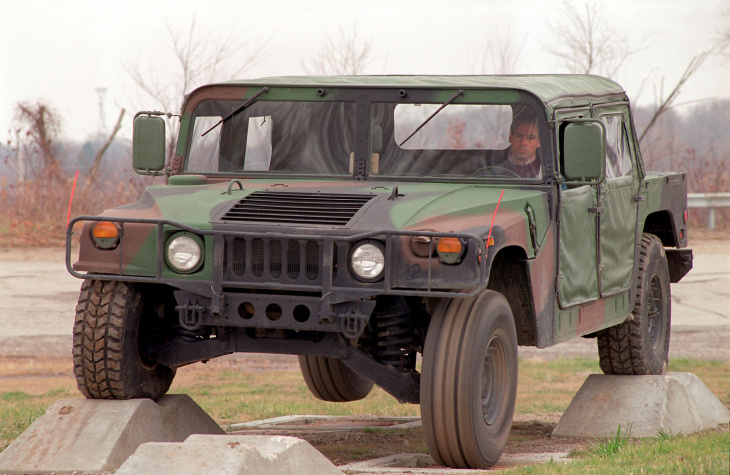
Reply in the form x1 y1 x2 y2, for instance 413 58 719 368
486 189 504 251
67 170 79 228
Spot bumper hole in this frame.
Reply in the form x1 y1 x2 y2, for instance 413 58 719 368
239 302 255 320
293 305 310 323
266 303 282 321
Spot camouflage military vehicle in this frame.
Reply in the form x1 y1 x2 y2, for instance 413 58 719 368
66 75 693 469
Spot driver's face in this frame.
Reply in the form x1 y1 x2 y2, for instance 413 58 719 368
509 122 540 164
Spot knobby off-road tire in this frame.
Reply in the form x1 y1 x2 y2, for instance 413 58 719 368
73 279 175 400
421 290 518 469
298 355 374 402
597 233 671 375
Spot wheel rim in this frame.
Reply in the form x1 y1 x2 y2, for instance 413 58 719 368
646 274 665 350
481 335 506 426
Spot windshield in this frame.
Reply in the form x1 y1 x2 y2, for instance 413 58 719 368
186 100 356 175
184 96 544 180
372 102 543 179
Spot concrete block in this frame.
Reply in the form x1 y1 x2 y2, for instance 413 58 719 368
0 394 224 474
552 372 730 438
115 434 343 475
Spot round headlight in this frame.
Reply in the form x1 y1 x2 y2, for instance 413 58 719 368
165 233 203 273
349 241 385 282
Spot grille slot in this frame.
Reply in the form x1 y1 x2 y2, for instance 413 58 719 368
232 239 246 276
220 191 375 226
227 237 326 283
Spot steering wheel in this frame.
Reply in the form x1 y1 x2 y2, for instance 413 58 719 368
471 165 522 178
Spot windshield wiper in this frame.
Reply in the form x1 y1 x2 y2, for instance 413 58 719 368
201 87 270 137
398 89 464 147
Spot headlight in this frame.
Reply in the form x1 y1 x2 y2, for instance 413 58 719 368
165 233 204 273
349 241 385 282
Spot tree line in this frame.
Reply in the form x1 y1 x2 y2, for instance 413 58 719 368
1 1 728 244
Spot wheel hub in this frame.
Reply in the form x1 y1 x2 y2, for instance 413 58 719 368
647 274 664 350
481 336 505 426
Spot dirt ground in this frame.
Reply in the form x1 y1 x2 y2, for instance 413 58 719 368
0 232 727 467
0 351 594 465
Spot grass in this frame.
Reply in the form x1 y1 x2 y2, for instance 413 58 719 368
590 423 633 457
172 368 421 427
503 429 729 474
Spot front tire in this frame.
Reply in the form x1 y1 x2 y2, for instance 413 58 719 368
421 291 518 469
72 279 175 400
597 233 671 375
298 355 374 402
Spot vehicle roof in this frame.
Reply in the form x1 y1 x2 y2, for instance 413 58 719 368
220 74 628 110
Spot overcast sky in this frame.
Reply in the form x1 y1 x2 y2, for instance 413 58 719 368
1 0 728 142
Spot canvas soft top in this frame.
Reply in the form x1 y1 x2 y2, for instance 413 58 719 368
216 74 627 111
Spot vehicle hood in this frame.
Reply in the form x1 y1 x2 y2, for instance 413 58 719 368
102 179 548 241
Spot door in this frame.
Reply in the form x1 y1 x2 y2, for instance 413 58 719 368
597 109 638 296
556 108 599 307
557 106 639 308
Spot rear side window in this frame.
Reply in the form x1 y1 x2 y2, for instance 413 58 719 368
601 114 632 178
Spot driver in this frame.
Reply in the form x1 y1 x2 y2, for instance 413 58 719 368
499 108 542 178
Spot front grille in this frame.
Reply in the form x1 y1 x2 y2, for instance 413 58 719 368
220 191 375 226
227 237 322 282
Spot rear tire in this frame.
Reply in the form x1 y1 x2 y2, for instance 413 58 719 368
421 291 518 469
597 233 671 375
298 355 374 402
72 279 175 400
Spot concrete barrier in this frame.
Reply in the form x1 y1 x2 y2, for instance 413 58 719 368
115 434 343 475
0 394 224 474
551 372 730 438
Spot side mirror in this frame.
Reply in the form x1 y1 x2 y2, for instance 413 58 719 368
562 120 606 184
133 113 166 175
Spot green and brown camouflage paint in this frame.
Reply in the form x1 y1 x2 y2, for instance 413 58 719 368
67 75 691 351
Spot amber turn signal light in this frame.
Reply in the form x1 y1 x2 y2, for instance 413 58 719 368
436 237 466 264
437 237 462 254
93 221 118 239
91 221 120 249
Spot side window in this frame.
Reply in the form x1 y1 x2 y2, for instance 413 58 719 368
601 114 632 178
188 116 222 172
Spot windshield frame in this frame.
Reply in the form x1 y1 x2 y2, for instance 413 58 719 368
179 86 553 184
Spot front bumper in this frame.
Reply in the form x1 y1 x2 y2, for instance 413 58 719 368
67 216 490 336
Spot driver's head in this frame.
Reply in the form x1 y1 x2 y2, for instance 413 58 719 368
509 108 540 164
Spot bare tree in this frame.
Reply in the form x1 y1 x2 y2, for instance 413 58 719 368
638 49 713 144
548 1 637 78
304 27 375 75
89 109 125 177
126 18 267 159
14 102 65 183
478 27 526 75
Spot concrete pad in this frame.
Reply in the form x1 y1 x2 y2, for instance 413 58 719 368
0 394 224 474
115 434 343 475
228 415 421 432
339 452 570 474
552 372 730 438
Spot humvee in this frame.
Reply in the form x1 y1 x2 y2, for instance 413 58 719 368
66 75 693 469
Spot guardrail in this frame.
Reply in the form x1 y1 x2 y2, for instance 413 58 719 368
688 192 730 230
